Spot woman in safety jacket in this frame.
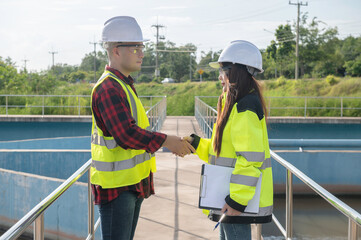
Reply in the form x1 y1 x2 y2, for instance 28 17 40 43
186 40 273 240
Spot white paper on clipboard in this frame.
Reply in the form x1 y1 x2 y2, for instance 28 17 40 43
199 164 262 214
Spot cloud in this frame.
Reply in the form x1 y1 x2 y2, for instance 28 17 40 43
75 24 103 31
150 16 192 25
100 6 118 11
151 6 187 10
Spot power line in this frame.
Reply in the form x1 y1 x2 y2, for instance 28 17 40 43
199 1 286 25
289 0 308 80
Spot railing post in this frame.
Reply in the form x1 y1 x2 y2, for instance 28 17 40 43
34 213 44 240
88 170 94 240
42 96 45 116
254 224 262 240
6 95 8 115
286 169 293 239
341 97 343 117
348 218 358 240
78 96 81 116
304 97 307 117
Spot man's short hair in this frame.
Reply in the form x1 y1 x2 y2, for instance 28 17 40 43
103 42 119 56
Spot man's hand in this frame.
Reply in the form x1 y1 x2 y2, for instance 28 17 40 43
221 203 242 216
162 135 195 157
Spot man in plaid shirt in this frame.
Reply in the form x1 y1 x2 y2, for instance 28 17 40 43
91 16 194 240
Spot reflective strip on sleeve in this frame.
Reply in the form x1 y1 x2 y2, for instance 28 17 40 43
242 205 273 216
209 155 237 167
210 205 273 217
236 151 265 163
91 152 152 172
259 158 272 170
230 174 259 187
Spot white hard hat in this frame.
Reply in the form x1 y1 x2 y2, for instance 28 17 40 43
209 40 264 75
102 16 149 42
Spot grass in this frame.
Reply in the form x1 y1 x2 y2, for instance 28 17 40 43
1 77 360 117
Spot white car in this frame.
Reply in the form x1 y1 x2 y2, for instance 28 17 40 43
161 78 175 84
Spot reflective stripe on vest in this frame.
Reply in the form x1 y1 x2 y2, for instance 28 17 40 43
241 205 273 217
91 125 152 149
91 73 152 149
210 205 273 217
92 152 155 172
230 174 259 187
99 73 138 124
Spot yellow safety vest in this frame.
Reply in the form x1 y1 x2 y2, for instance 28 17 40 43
194 92 273 223
90 70 156 189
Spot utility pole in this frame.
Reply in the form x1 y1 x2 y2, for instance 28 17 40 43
21 58 29 72
151 21 165 79
48 50 58 69
89 41 98 83
289 0 307 80
189 52 192 81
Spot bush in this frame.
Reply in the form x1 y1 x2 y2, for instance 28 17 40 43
325 75 339 86
276 76 287 86
136 74 152 83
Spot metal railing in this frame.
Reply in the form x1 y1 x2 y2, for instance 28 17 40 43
0 95 165 117
0 159 97 240
196 96 361 117
146 96 167 132
194 96 361 240
0 98 167 240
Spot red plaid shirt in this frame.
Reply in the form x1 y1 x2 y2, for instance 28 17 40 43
91 66 166 205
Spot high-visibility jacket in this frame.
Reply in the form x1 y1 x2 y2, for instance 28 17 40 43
192 92 273 224
90 71 156 189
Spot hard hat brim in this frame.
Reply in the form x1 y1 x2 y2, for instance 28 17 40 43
102 38 150 42
209 62 220 69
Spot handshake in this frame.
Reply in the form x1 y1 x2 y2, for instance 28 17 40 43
162 135 195 157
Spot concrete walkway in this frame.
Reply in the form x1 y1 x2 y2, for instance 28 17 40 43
134 116 260 240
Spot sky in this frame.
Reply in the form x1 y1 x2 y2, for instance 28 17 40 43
0 0 360 72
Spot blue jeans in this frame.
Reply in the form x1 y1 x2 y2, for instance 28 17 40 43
98 191 144 240
219 223 251 240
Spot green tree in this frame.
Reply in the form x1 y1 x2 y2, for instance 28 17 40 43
79 51 107 72
0 57 18 92
196 50 221 81
297 14 338 77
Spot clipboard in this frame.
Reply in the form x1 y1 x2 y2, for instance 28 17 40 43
198 164 262 213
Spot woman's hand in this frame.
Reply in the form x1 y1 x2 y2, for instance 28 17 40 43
221 203 242 216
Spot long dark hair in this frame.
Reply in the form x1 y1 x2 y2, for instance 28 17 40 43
213 63 267 157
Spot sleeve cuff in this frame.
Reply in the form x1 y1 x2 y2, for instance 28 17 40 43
147 132 167 153
190 134 200 149
225 195 246 212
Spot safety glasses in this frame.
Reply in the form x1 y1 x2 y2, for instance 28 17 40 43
116 44 145 55
219 65 232 76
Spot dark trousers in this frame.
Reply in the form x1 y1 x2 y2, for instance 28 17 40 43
98 191 144 240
